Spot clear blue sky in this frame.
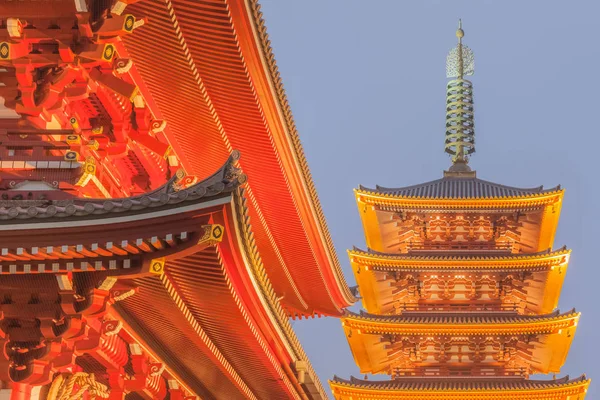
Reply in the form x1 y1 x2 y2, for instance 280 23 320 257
260 0 599 397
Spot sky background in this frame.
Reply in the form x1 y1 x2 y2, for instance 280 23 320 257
260 0 599 397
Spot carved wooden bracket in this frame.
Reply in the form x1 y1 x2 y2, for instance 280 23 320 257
0 275 135 385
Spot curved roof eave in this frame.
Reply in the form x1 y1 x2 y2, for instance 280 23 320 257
243 0 357 309
342 308 580 330
349 246 570 265
121 0 357 316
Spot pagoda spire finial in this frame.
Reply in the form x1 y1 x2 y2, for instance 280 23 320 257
456 19 465 77
445 20 475 175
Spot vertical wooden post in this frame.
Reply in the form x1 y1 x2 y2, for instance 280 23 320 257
9 383 32 400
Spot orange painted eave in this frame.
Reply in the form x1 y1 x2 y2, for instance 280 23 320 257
224 0 357 314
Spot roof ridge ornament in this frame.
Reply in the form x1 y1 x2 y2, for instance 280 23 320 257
444 20 476 178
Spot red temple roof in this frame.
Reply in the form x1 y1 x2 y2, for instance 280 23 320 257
0 153 328 398
115 0 356 317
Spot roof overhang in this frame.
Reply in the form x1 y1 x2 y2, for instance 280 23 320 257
0 155 327 399
355 188 564 253
329 376 590 400
342 311 579 374
349 248 570 314
117 0 355 316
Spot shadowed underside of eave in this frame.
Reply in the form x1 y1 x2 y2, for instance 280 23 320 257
116 261 299 400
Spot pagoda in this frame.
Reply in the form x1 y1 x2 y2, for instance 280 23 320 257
330 22 590 400
0 0 357 399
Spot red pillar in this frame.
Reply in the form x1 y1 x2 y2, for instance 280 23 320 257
9 383 32 400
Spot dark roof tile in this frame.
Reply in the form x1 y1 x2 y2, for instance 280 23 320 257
359 177 561 199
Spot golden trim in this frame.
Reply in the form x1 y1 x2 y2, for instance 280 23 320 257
349 248 570 270
198 224 225 246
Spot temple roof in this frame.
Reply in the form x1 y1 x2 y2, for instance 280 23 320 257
330 374 590 391
0 152 245 223
0 150 328 398
345 309 579 325
118 0 357 316
359 176 561 199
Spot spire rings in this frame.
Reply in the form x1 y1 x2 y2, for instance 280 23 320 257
445 79 475 160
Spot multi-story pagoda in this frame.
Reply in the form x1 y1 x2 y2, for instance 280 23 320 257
0 1 357 399
330 22 590 400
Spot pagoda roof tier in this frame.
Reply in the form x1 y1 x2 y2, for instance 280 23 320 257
350 246 570 270
344 309 579 332
329 375 590 400
360 176 561 200
0 153 327 399
350 247 570 315
356 181 563 210
112 0 356 317
342 310 579 375
355 181 564 253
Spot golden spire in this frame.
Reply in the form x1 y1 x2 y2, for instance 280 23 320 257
445 20 475 173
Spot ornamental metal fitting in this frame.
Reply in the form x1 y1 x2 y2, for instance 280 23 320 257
445 20 475 167
198 224 225 246
149 257 166 275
